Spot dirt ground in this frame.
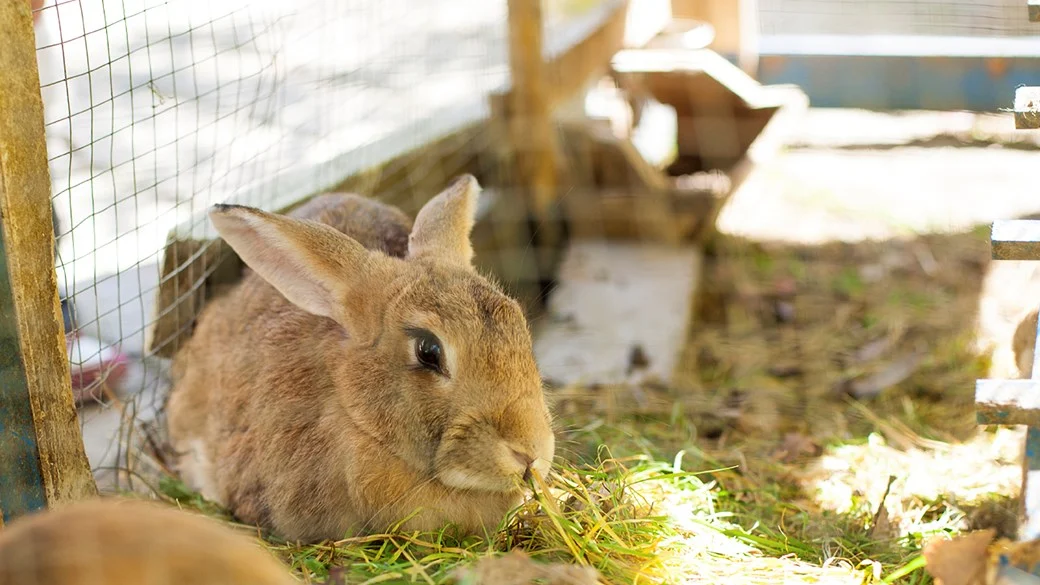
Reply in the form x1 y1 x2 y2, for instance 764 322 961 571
548 107 1040 578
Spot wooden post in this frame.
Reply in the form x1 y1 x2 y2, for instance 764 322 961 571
506 0 561 258
0 0 96 524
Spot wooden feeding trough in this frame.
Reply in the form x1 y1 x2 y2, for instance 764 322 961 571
533 33 808 389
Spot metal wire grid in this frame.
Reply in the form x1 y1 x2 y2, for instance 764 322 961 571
31 0 512 490
31 0 1034 492
758 0 1040 37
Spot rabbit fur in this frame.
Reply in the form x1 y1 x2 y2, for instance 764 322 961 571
0 498 295 585
166 175 555 543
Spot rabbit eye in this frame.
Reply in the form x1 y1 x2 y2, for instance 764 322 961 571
411 329 445 375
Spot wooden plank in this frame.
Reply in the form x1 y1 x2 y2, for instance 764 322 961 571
1030 0 1040 22
505 0 564 300
612 49 796 111
1015 86 1040 130
0 0 96 520
992 220 1040 261
976 379 1040 425
670 0 759 74
533 240 701 387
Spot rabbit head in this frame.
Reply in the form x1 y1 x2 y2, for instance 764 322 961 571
208 176 555 502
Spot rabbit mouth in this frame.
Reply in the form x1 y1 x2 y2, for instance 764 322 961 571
436 468 527 494
435 454 551 494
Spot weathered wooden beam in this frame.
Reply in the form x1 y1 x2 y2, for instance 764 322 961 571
0 0 96 522
976 379 1040 425
506 0 561 229
1030 0 1040 22
1015 86 1040 129
992 220 1040 261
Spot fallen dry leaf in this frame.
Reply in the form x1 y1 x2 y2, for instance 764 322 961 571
923 529 996 585
840 349 926 399
773 432 821 463
452 549 601 585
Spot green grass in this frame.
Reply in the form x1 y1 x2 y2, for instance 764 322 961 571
157 454 716 584
153 431 962 585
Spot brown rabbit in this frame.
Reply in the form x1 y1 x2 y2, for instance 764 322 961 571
166 176 555 543
0 498 296 585
1014 308 1039 378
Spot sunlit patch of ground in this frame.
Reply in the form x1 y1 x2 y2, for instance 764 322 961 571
798 428 1022 540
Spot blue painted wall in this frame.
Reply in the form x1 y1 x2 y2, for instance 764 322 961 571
749 35 1040 111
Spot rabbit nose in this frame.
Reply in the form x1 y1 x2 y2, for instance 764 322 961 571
511 449 534 481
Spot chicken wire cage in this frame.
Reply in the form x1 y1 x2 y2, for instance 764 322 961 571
4 0 1039 510
18 0 658 496
31 0 506 491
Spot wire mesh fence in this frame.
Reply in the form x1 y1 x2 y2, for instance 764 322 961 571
5 0 1040 581
33 0 521 491
27 0 652 495
4 0 1040 567
24 0 1040 497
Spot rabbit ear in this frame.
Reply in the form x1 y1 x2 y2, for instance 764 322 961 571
209 204 391 330
407 175 480 267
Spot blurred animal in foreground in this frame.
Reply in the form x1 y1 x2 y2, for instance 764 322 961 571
0 498 296 585
167 176 556 542
1013 308 1039 378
